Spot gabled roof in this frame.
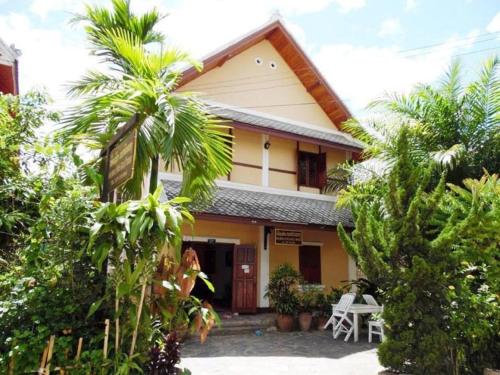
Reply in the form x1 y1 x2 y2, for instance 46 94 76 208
179 18 351 126
205 101 363 151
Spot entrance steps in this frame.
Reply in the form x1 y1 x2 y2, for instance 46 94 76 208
211 313 276 336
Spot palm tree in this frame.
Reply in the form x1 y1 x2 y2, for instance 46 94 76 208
61 0 232 200
326 56 499 192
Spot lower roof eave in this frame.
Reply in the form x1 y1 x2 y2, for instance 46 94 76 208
193 212 352 231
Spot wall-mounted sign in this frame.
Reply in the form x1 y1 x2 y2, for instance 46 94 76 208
275 229 303 246
108 128 137 191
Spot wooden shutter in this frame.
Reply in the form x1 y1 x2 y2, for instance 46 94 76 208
299 246 321 284
317 152 327 188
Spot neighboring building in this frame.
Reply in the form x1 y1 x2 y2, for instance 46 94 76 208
160 19 363 313
0 38 20 95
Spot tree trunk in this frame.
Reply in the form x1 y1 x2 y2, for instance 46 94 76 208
149 156 159 194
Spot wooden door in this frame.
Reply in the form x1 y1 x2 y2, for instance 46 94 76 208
232 245 257 313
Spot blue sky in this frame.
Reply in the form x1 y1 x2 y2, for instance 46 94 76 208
0 0 498 116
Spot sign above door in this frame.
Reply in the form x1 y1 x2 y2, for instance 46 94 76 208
275 229 303 246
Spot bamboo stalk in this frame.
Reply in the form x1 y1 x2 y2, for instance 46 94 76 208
129 280 147 356
115 292 120 354
38 344 49 374
75 338 83 361
45 335 56 375
103 319 110 359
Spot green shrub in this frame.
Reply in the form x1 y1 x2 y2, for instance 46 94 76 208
265 264 300 315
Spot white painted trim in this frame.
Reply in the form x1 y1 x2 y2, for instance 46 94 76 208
182 235 240 245
258 226 270 307
159 172 337 202
262 134 269 187
302 241 323 247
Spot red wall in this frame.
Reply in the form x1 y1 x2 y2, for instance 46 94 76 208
0 63 17 95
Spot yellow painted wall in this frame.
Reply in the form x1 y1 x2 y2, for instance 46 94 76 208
231 165 261 185
179 40 338 130
232 128 262 165
184 220 349 298
269 228 348 290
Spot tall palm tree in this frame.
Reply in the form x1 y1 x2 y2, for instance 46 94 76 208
326 56 499 192
62 0 232 200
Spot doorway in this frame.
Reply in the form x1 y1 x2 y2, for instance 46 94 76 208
182 241 234 310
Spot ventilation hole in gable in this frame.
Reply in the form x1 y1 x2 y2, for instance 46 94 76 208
255 57 263 65
269 61 277 69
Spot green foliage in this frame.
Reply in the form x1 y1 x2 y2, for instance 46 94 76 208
61 0 232 200
0 177 103 373
0 91 61 261
326 57 500 193
298 288 317 313
265 264 300 315
338 128 499 374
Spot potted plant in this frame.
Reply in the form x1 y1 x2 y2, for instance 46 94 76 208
298 288 315 331
315 293 330 331
265 264 300 331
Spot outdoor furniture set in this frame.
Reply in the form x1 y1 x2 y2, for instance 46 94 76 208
323 293 384 343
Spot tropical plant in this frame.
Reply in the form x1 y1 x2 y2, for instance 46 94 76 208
298 288 317 313
326 56 500 192
0 91 61 261
265 264 300 315
0 172 103 373
338 128 499 374
61 0 232 200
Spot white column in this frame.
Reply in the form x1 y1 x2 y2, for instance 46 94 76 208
258 225 270 307
262 134 269 187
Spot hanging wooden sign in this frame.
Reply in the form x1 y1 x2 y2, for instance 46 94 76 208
108 128 137 191
275 229 303 246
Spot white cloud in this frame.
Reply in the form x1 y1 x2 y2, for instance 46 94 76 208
378 18 403 37
313 38 463 114
30 0 84 19
0 12 97 107
405 0 417 12
486 12 500 33
333 0 367 13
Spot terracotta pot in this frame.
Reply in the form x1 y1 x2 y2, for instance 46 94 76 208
276 314 294 331
298 312 313 331
317 316 329 331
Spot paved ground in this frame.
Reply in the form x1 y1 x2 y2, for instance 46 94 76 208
180 330 385 375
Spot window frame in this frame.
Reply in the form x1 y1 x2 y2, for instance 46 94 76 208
297 151 326 188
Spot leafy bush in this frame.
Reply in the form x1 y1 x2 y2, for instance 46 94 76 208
265 264 300 315
338 128 500 374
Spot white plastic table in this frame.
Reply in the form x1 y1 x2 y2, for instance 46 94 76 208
325 303 383 342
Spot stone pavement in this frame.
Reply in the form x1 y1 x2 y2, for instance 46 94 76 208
181 330 385 375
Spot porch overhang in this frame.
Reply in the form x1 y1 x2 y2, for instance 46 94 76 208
161 179 354 229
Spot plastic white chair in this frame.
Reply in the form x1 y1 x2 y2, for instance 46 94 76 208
363 294 384 342
323 293 356 342
368 320 384 343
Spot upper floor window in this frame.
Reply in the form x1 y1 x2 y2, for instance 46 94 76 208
298 151 326 188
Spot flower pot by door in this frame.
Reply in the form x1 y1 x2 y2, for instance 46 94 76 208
276 314 294 331
298 312 313 331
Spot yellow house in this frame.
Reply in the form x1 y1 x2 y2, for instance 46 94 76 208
159 18 363 313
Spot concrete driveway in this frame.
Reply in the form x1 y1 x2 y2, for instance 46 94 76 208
181 330 385 375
